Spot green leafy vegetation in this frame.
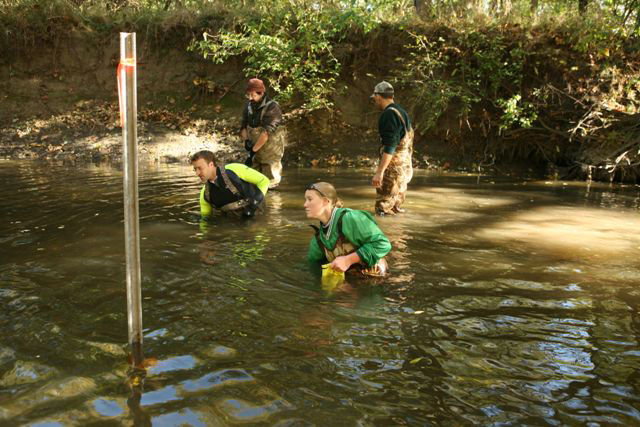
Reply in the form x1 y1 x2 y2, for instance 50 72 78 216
1 0 638 180
188 1 408 109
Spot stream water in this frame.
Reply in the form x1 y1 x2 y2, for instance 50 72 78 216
1 160 639 425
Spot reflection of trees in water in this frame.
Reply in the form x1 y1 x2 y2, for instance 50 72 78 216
199 230 270 267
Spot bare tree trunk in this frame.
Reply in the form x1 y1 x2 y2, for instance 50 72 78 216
490 0 498 15
579 0 588 14
502 0 512 15
414 0 432 18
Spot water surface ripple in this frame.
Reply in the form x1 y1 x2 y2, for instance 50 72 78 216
0 161 639 425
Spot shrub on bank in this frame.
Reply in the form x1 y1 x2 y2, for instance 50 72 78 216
1 0 638 181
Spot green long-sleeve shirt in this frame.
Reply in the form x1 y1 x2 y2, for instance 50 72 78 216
307 208 391 268
378 103 411 155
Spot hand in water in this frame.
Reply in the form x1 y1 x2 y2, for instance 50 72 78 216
330 255 353 272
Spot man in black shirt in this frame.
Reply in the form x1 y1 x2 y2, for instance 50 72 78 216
240 78 286 189
370 81 414 215
191 150 270 219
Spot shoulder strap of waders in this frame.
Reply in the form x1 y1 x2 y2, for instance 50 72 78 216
310 209 350 252
218 164 244 198
387 107 409 132
260 100 275 122
335 209 349 241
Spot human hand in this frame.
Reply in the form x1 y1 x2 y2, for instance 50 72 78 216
330 255 353 273
242 198 261 218
372 171 384 188
244 150 256 167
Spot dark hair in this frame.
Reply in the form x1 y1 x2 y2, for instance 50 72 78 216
190 150 217 164
376 92 394 99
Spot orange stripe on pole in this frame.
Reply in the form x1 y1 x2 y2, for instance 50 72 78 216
117 59 137 127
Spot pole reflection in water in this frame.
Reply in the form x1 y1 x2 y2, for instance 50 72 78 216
127 367 151 426
0 162 639 425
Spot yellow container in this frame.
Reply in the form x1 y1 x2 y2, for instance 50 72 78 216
321 263 345 292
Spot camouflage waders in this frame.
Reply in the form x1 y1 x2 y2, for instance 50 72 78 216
375 108 414 215
247 126 286 188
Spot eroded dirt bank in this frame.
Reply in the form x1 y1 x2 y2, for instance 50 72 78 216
0 32 429 170
1 27 638 181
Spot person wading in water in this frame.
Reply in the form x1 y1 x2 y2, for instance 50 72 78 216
191 150 269 219
239 78 286 189
304 182 391 277
370 81 414 215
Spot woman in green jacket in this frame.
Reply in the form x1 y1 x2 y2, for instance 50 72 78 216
304 182 391 276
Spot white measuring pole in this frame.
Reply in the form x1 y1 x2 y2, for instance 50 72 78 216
119 32 143 367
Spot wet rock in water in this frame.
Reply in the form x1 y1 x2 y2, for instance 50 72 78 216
83 340 127 357
22 409 93 426
40 376 97 399
0 346 16 366
272 418 315 427
259 363 277 371
215 396 294 424
0 376 97 421
0 360 59 386
200 344 238 359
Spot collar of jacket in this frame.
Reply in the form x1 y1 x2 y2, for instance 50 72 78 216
250 95 270 110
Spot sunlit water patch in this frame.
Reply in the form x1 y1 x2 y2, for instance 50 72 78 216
0 160 639 425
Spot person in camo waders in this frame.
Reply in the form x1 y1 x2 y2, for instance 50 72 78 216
240 78 286 189
370 81 414 215
304 182 391 277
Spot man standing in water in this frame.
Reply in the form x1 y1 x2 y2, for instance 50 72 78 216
370 81 414 215
240 78 286 189
191 150 270 219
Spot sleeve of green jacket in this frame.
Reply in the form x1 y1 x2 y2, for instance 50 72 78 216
341 210 391 267
307 235 328 265
225 163 270 195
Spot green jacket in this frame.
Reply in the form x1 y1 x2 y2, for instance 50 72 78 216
307 208 391 268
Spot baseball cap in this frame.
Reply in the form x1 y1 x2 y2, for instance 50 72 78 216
370 81 394 98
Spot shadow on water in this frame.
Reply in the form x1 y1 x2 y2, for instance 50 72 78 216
0 160 639 425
